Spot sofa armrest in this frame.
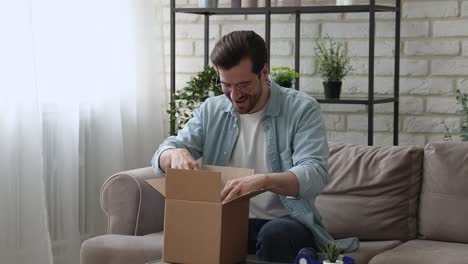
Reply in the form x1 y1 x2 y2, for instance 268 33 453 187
100 167 164 236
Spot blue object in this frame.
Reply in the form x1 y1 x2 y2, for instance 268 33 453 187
342 256 355 264
294 252 321 264
295 249 356 264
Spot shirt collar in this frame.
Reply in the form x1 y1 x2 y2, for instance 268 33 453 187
264 81 281 117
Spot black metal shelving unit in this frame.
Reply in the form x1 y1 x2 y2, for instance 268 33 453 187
170 0 401 146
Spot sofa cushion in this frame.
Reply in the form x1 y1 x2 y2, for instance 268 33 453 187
369 239 468 264
419 142 468 243
80 232 163 264
316 143 424 241
345 241 402 264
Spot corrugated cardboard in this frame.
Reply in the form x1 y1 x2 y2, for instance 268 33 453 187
146 165 265 264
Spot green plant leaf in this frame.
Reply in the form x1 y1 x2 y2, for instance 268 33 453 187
441 89 468 141
168 65 219 135
323 241 342 263
315 36 353 82
271 66 299 88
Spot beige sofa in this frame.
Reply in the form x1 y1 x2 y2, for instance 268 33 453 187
80 142 468 264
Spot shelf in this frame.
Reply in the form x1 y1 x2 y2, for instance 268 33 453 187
175 7 266 15
170 0 401 145
175 5 397 15
312 96 396 105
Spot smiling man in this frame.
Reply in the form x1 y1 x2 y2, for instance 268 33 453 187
152 30 358 262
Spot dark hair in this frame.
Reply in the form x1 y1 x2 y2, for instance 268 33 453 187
210 30 267 74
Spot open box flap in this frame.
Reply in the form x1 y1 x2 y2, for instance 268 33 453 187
146 178 166 197
166 168 222 202
202 165 254 187
147 166 256 203
222 188 267 205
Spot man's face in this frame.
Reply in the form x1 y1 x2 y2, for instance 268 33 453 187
218 58 266 114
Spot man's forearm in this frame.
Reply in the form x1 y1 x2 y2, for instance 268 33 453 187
263 171 300 197
158 149 172 173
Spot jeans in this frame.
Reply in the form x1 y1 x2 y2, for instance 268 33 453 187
248 217 316 263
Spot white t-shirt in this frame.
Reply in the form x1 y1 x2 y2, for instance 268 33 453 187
227 108 289 220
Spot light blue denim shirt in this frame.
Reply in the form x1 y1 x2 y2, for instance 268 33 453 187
152 82 359 253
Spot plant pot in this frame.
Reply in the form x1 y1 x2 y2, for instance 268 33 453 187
323 81 342 99
323 260 344 264
336 0 353 5
199 0 218 8
241 0 258 7
274 0 301 6
276 80 293 88
231 0 241 8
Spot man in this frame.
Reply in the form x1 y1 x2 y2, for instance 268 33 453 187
152 30 358 262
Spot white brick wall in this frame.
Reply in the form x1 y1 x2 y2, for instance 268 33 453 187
458 79 468 93
432 59 468 76
374 96 424 114
347 114 394 132
323 114 346 131
403 1 459 18
348 40 395 57
464 1 468 17
166 0 467 145
271 40 293 56
400 78 454 95
322 23 369 38
404 40 460 56
351 58 429 76
403 116 461 133
433 20 468 37
463 41 468 55
327 131 368 145
426 97 461 114
165 40 194 56
175 57 205 73
221 23 264 37
400 21 430 38
400 96 425 114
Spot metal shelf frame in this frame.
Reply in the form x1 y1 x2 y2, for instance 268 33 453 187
175 5 396 15
170 0 401 145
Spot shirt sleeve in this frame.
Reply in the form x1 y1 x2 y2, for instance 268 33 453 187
287 100 329 200
151 105 205 176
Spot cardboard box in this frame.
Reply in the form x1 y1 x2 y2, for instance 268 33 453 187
146 165 265 264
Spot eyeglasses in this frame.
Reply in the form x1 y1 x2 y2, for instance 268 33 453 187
216 71 261 93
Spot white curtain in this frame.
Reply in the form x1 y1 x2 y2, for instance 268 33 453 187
0 0 168 263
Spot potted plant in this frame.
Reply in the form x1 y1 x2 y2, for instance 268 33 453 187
323 241 343 264
271 66 300 88
441 89 468 141
336 0 353 5
198 0 218 8
315 37 353 99
241 0 258 7
274 0 301 7
167 66 222 135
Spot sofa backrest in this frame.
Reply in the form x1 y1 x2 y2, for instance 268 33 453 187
419 142 468 243
316 143 424 241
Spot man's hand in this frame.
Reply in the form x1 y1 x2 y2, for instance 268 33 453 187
221 172 300 202
159 148 200 172
221 174 267 202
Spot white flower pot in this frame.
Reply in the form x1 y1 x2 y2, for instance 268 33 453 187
199 0 218 8
336 0 352 5
323 260 344 264
241 0 258 7
274 0 301 7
